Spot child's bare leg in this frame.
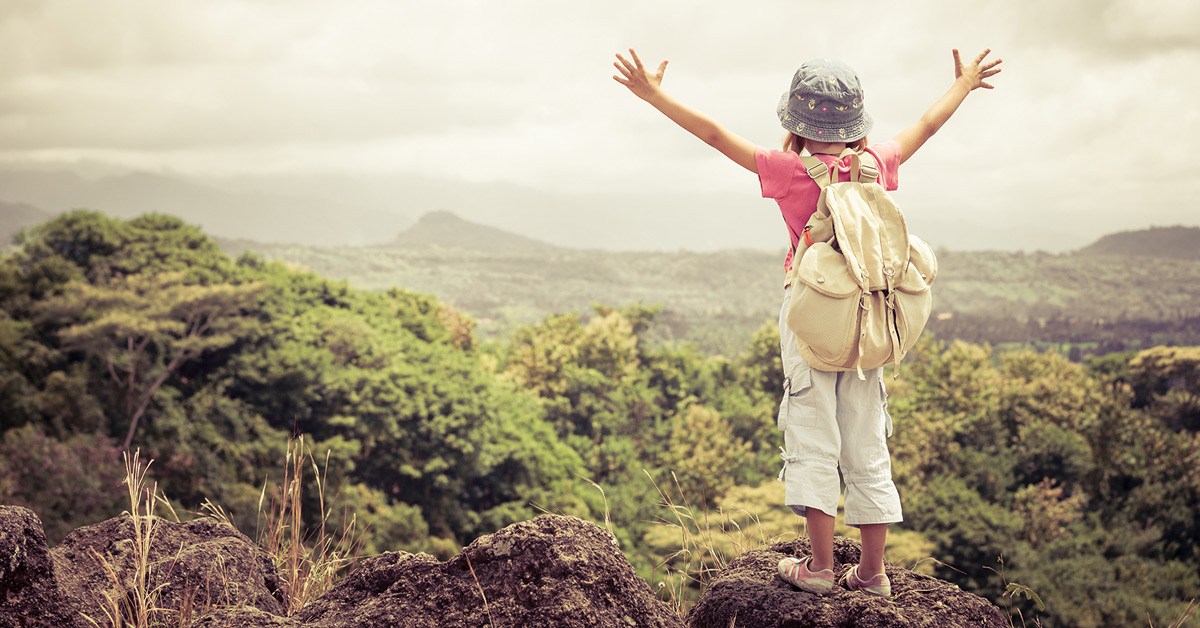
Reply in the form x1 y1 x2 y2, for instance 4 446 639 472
806 507 836 571
858 523 888 577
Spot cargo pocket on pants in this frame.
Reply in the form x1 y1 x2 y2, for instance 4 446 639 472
777 364 815 429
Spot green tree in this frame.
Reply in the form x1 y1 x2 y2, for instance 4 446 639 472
664 404 749 508
905 475 1024 595
1128 346 1200 431
36 272 263 449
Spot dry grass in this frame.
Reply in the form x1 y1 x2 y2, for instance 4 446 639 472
645 470 786 615
464 552 495 628
256 435 365 614
985 555 1045 628
1159 599 1198 628
82 450 167 628
80 438 366 627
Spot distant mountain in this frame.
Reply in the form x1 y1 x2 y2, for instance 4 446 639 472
0 201 53 246
7 163 1168 254
387 210 560 254
0 168 412 247
1077 226 1200 259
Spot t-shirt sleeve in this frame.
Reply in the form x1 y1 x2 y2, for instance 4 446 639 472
755 147 798 199
866 140 901 191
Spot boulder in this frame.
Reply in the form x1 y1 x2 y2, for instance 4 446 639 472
50 514 289 623
296 514 683 628
686 537 1008 628
0 506 79 628
8 507 1004 628
190 606 302 627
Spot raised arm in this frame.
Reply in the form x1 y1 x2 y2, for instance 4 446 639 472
613 48 759 173
893 48 1003 164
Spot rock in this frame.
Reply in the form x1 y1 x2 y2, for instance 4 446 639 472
190 606 302 627
686 537 1008 628
11 507 1002 627
0 506 79 628
296 514 683 628
49 513 289 625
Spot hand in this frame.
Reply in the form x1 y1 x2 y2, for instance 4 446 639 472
953 48 1003 90
613 48 668 102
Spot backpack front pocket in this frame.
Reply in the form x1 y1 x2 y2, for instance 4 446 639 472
786 242 861 369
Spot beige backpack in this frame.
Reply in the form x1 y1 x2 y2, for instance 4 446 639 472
785 149 938 377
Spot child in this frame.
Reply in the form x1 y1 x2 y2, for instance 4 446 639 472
613 47 1001 597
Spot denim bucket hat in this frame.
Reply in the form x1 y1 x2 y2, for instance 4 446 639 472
777 58 872 143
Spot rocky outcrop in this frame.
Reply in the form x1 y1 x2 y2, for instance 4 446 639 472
54 514 289 622
0 505 287 628
4 506 1007 628
190 606 301 627
687 537 1007 628
0 506 77 628
3 509 680 628
296 514 682 628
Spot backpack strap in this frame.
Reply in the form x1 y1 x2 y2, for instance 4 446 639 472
798 156 833 188
802 151 880 186
855 151 880 183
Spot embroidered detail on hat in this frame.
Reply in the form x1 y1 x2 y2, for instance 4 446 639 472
835 105 847 112
839 128 847 139
808 98 816 110
821 105 828 112
817 130 824 135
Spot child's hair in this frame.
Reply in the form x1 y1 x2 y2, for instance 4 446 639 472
782 133 868 154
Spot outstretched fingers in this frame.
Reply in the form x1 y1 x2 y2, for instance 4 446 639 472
980 56 1003 88
612 48 668 100
615 53 637 75
629 48 645 70
952 47 1004 89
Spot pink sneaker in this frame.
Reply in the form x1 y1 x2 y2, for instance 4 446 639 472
777 556 835 594
843 565 892 597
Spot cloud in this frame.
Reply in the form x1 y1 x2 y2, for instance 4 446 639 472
987 0 1200 57
0 0 1196 251
0 1 561 151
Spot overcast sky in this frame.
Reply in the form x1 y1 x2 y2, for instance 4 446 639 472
1 0 1198 251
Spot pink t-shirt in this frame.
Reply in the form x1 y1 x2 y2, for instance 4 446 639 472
755 140 902 271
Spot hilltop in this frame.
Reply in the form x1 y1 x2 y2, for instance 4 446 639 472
1076 225 1200 259
386 209 561 255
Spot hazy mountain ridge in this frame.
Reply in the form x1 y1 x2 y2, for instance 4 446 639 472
0 169 413 247
2 164 1146 253
387 209 562 254
0 201 51 246
1076 225 1200 260
218 212 1200 355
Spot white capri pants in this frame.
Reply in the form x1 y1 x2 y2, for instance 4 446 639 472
776 288 903 526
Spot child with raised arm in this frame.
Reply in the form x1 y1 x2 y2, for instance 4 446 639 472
613 47 1001 597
